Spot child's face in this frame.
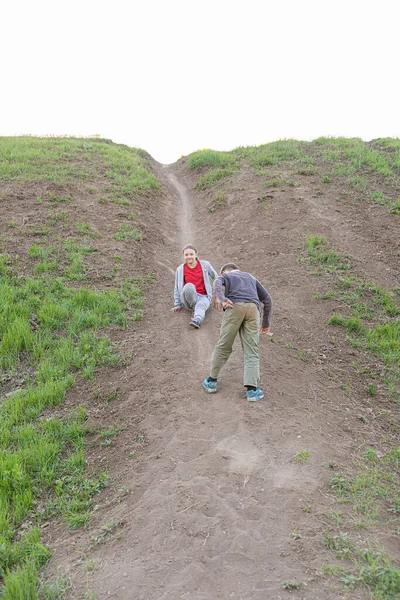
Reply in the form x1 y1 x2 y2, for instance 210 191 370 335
183 248 196 266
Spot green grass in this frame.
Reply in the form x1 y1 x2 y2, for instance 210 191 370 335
306 235 350 272
49 210 69 225
0 137 160 198
305 234 400 594
0 135 159 595
188 140 302 189
322 535 400 598
292 450 310 464
246 139 302 167
0 266 150 592
195 167 237 189
311 136 400 213
114 222 142 241
187 149 238 169
322 447 400 597
49 193 72 204
188 149 240 190
186 139 400 211
38 576 70 599
308 235 399 399
74 222 93 235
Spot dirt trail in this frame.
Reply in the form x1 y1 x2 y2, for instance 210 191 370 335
48 162 393 599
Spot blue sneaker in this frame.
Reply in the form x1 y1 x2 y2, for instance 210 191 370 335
246 387 264 402
202 376 218 393
189 318 201 329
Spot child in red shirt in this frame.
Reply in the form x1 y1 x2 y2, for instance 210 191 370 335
172 245 218 328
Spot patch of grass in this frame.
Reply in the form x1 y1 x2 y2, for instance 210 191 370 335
306 234 399 399
328 448 400 532
321 563 345 576
297 165 316 175
49 192 72 204
310 137 400 214
298 349 310 362
306 235 350 271
74 222 93 235
292 450 310 464
389 199 400 214
330 473 350 496
39 576 70 599
28 244 53 260
49 210 69 225
322 533 400 599
0 140 155 592
34 260 58 275
1 562 39 599
99 390 120 406
188 149 238 169
290 525 302 540
0 137 160 198
87 519 121 550
195 167 237 190
208 189 227 212
282 581 303 590
64 254 87 281
0 264 150 586
264 177 287 188
95 424 126 445
114 222 142 241
247 139 301 167
328 510 343 527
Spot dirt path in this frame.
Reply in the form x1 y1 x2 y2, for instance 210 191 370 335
47 163 389 599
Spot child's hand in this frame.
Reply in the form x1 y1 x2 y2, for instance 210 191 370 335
171 306 182 312
222 299 233 309
213 298 222 310
260 326 272 335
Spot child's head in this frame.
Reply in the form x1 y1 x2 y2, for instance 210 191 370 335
220 263 239 274
183 245 198 263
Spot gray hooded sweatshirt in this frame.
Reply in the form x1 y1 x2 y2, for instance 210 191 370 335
174 260 218 307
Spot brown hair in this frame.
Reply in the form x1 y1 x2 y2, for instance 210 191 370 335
220 263 239 274
183 244 198 257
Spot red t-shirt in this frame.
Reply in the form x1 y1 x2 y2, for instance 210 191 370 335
184 261 207 295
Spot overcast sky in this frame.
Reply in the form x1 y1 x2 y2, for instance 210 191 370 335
1 0 398 163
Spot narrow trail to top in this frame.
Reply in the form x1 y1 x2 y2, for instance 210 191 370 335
163 168 194 248
53 163 376 599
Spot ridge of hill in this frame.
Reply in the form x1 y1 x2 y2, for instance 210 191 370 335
0 136 399 599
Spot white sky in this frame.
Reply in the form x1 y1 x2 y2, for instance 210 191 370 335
1 0 399 163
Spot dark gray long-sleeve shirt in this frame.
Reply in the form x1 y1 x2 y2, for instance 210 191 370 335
214 270 272 327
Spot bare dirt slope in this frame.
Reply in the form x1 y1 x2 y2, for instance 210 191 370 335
43 155 399 599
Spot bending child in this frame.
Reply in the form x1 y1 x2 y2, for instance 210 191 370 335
202 263 272 401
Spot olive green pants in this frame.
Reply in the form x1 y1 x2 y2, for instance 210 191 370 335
210 302 260 387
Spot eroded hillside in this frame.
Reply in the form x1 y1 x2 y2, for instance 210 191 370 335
0 136 399 599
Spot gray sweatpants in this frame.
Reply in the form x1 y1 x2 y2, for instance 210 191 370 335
181 283 210 323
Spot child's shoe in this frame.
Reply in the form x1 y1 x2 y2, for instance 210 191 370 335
189 319 201 328
202 376 217 393
246 387 264 402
